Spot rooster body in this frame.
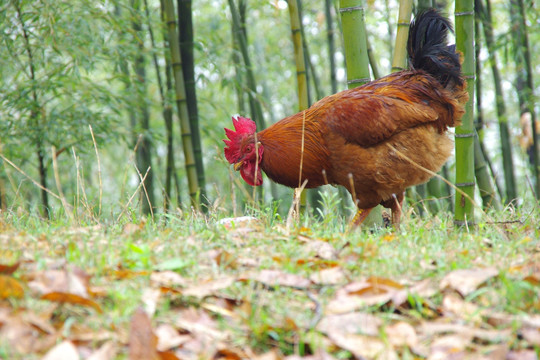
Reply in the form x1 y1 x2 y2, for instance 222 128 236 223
224 10 468 226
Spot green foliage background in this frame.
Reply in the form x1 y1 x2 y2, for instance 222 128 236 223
0 0 538 218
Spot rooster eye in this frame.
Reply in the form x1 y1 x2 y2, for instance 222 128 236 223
246 145 252 152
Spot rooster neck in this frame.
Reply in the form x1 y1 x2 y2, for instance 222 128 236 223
255 115 331 189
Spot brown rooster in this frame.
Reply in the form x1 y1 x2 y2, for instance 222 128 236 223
224 9 468 227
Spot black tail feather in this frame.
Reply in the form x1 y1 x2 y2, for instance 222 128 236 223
407 9 462 87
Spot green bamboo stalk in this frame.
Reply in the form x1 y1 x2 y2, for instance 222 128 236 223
287 0 310 213
454 0 476 225
13 1 49 217
474 6 504 202
178 0 208 208
417 0 433 12
325 0 338 94
164 0 200 206
340 0 382 226
228 0 266 131
391 0 413 72
288 0 309 112
510 0 539 198
340 0 370 88
159 0 180 211
132 0 155 215
476 0 517 203
473 9 502 209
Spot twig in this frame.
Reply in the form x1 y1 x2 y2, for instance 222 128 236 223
0 153 62 201
89 125 102 218
306 292 323 330
386 143 509 238
72 147 95 222
252 132 260 205
134 164 154 220
116 167 151 222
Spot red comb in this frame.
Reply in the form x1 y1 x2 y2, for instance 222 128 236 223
223 116 256 163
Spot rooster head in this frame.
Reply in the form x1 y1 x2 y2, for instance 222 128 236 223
224 116 264 186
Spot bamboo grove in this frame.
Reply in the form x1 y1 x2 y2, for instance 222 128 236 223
0 0 538 224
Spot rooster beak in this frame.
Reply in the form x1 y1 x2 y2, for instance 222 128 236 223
234 161 243 171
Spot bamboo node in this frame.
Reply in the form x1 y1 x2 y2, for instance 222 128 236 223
454 132 475 138
455 11 475 16
347 78 370 85
456 182 475 187
339 6 364 12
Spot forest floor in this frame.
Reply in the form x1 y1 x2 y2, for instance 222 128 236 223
0 205 539 359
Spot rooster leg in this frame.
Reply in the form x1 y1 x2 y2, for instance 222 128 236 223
351 208 374 227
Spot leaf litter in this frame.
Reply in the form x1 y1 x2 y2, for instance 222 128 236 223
0 219 539 359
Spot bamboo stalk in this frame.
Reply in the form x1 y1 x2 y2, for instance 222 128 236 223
163 0 200 207
132 0 155 215
476 0 517 203
510 0 539 198
391 0 413 72
288 0 309 113
473 9 502 209
287 0 310 213
340 0 370 88
159 0 179 211
228 0 266 131
13 1 49 217
417 0 433 13
178 0 207 207
454 0 476 225
340 0 382 226
325 0 338 94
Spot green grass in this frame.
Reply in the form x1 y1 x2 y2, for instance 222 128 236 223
0 200 539 359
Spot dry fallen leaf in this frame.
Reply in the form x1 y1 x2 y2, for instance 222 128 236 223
0 274 24 299
317 312 381 337
0 315 57 354
384 321 418 347
0 261 20 275
182 276 236 298
309 267 346 285
128 307 160 360
440 267 499 296
326 332 397 359
150 271 188 288
521 327 540 346
326 277 404 313
419 321 511 343
249 270 311 289
174 308 226 342
506 350 538 360
41 292 103 313
304 239 338 260
442 292 482 323
42 340 80 360
86 341 118 360
428 333 471 359
155 323 191 352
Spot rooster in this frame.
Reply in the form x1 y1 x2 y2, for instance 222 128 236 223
224 9 468 227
